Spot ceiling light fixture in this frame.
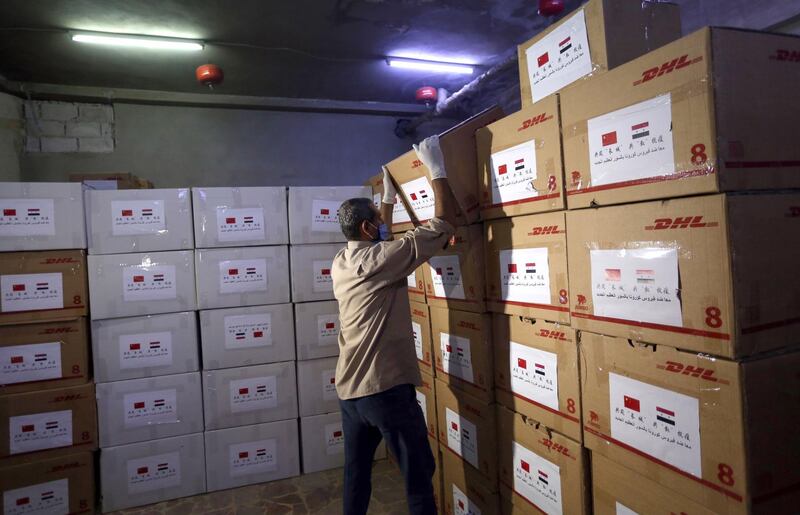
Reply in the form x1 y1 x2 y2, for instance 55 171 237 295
71 31 203 51
386 57 474 74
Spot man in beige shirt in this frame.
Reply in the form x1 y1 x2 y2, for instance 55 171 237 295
333 135 458 515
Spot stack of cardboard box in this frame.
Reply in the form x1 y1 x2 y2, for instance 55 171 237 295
69 172 154 190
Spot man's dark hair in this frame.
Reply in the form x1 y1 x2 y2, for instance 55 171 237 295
338 198 376 241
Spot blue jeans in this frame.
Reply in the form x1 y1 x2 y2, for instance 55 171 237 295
339 384 436 515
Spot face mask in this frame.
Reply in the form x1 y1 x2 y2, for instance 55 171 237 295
367 221 390 242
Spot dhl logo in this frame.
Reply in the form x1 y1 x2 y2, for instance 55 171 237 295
51 461 82 472
412 309 426 317
457 321 480 331
50 394 85 402
538 329 568 341
539 438 572 458
516 112 553 132
770 49 800 62
39 327 78 335
633 54 703 86
657 360 730 385
527 225 560 236
644 216 718 230
464 404 481 417
40 257 80 264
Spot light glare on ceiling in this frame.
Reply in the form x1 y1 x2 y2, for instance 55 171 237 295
386 57 474 74
71 32 203 51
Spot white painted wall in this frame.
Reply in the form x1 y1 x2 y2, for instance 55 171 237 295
0 92 23 181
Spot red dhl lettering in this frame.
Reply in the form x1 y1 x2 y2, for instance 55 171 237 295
39 327 78 335
516 112 553 132
538 329 568 341
539 438 572 458
457 321 480 331
50 394 85 402
527 225 560 236
770 49 800 62
411 159 423 169
633 54 703 86
657 360 730 385
644 216 719 230
40 257 79 264
51 461 83 472
464 404 481 417
412 309 426 317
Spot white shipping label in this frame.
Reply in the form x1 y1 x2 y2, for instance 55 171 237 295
440 332 474 383
609 372 701 477
224 313 272 349
590 248 682 327
311 199 343 233
122 265 177 302
0 199 56 237
119 331 173 370
445 408 479 469
1 273 63 313
312 260 334 293
393 195 412 223
509 342 559 411
416 389 428 427
230 438 278 477
499 248 551 305
489 140 539 205
412 321 424 361
325 421 345 455
316 313 340 347
372 193 381 208
407 272 417 289
428 255 465 300
321 369 338 401
111 200 166 236
588 95 675 187
453 483 482 515
126 451 181 494
219 259 268 294
512 441 563 515
216 207 266 242
9 410 72 455
229 376 278 413
3 478 69 515
400 176 435 222
0 342 62 385
615 502 639 515
123 389 178 428
525 9 592 103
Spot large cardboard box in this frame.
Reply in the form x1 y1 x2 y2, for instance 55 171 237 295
416 370 437 439
288 186 371 244
299 412 386 474
366 172 415 229
204 419 300 492
191 186 289 248
69 172 150 190
85 188 194 254
0 182 86 251
581 331 800 514
562 28 800 209
496 405 589 515
477 95 565 219
296 356 339 417
200 304 295 370
99 432 206 512
0 318 88 395
87 250 196 320
431 307 493 403
289 243 343 303
0 250 87 325
410 301 433 377
567 192 800 358
195 245 291 309
95 372 204 447
441 443 499 515
484 211 570 323
294 300 340 361
493 315 581 442
386 107 504 231
0 451 94 515
518 0 680 106
407 264 426 303
422 224 486 313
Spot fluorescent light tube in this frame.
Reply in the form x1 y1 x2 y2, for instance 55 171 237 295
386 58 474 74
71 32 203 51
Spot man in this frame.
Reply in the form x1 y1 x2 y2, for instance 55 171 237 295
332 135 460 515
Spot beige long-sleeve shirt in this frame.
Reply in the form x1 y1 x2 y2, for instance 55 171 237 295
332 218 455 400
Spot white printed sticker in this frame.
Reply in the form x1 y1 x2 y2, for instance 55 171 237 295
230 438 278 477
122 265 177 302
445 408 479 469
393 195 412 224
3 478 68 515
509 342 559 411
441 332 474 383
400 176 435 222
325 422 345 455
230 376 278 413
372 193 381 208
489 140 539 205
316 313 340 347
9 410 72 454
453 483 481 515
590 248 682 327
588 95 675 187
416 389 428 427
525 9 592 103
428 255 465 299
407 272 417 289
512 441 563 515
1 273 63 313
0 199 56 237
123 389 178 428
119 332 172 370
219 259 268 294
616 502 639 515
224 313 272 349
0 342 62 385
111 200 166 236
126 451 181 494
609 372 701 477
412 321 424 361
322 369 338 401
499 248 551 305
312 260 334 293
216 207 266 242
311 200 343 232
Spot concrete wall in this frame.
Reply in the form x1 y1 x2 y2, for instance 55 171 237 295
0 92 23 181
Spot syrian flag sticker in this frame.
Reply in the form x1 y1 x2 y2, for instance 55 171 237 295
631 121 650 140
559 36 572 53
538 469 549 485
656 406 675 426
515 158 525 171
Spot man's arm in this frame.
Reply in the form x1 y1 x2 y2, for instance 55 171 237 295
431 178 459 228
380 166 397 236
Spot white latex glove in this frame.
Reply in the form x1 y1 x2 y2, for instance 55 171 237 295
413 135 447 180
381 166 398 204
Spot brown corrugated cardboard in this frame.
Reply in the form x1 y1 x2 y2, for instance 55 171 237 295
410 301 433 376
0 318 88 395
0 250 87 325
567 192 800 358
580 331 800 514
366 173 415 229
441 444 499 514
407 264 426 304
422 225 486 313
493 315 581 442
496 404 589 515
430 307 493 403
562 27 800 209
416 371 437 439
518 0 681 106
69 171 143 190
484 211 569 323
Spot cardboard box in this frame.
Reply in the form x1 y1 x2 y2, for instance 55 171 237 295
69 172 148 190
85 188 194 254
87 250 196 320
297 356 339 417
288 186 371 244
0 182 87 251
580 331 800 514
562 27 800 209
99 432 206 512
493 315 581 442
410 301 433 376
289 243 343 303
294 300 340 361
567 192 800 358
202 362 298 430
0 451 94 515
435 379 497 487
441 443 500 515
0 318 88 395
484 211 569 323
518 0 680 106
422 224 486 313
431 307 493 403
366 172 415 228
200 303 295 370
386 107 504 231
496 405 589 515
0 250 88 325
406 263 426 303
0 383 97 462
195 246 291 309
299 412 386 474
95 372 203 447
476 95 566 219
416 371 437 439
204 419 300 492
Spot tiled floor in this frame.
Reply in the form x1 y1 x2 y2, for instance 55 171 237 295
114 460 409 515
